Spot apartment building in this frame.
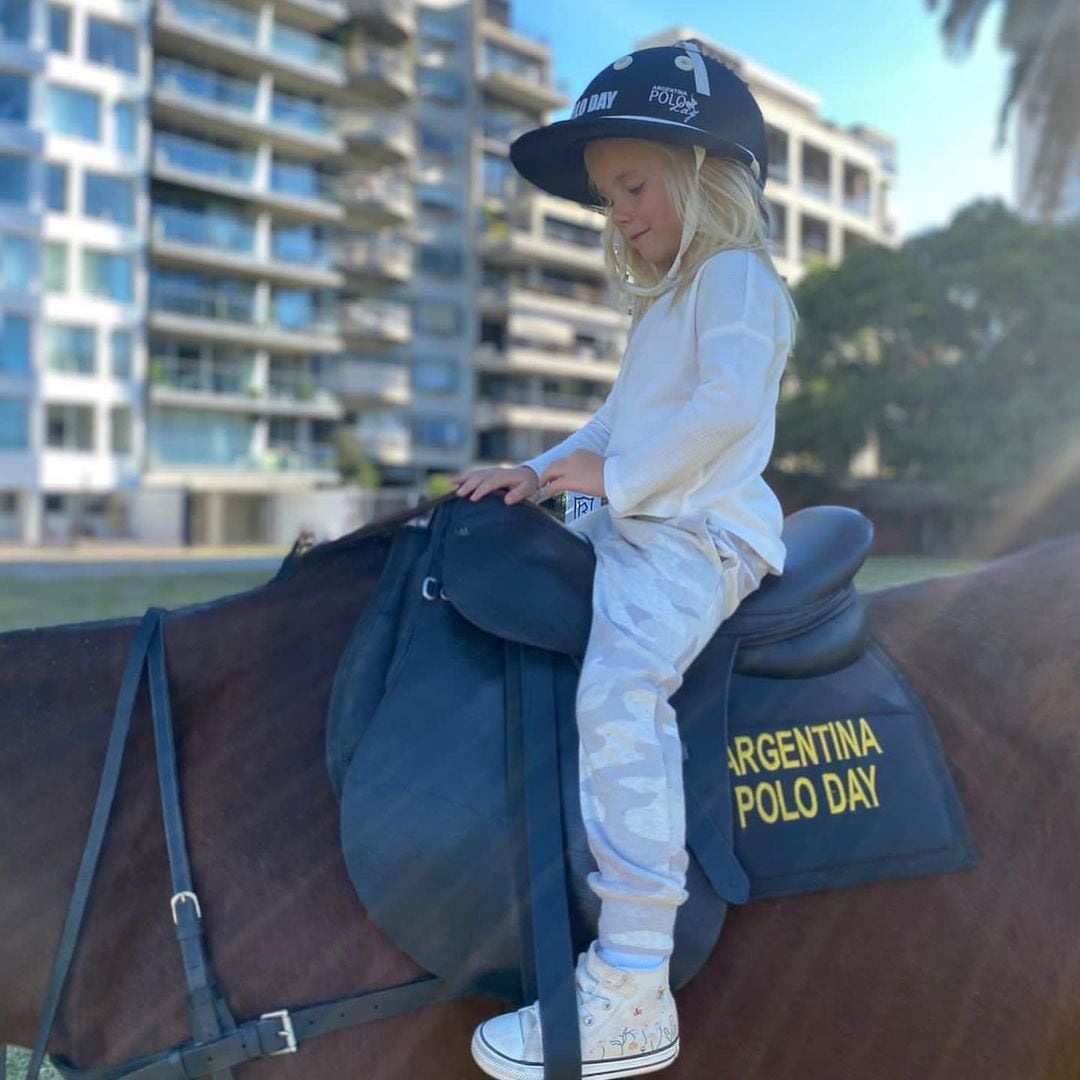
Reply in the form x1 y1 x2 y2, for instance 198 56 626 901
0 0 900 544
636 28 899 283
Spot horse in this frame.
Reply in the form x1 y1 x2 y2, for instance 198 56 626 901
1 500 1078 1079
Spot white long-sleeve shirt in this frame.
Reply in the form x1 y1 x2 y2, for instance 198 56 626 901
522 248 794 575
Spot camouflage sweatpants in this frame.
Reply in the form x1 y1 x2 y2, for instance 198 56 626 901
566 504 771 961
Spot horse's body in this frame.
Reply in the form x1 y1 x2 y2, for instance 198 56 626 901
1 514 1078 1079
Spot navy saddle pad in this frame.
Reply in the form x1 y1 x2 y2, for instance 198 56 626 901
327 497 975 1003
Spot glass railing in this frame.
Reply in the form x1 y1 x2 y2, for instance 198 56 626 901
155 131 256 184
770 162 789 184
271 235 335 267
336 232 411 272
153 203 256 254
348 43 411 86
339 110 413 147
843 193 871 216
340 170 412 210
162 0 258 44
148 356 254 394
270 161 338 201
263 444 338 470
269 22 344 77
271 94 335 136
151 279 256 322
341 298 410 338
154 58 258 115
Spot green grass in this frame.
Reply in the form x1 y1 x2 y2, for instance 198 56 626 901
0 558 986 635
0 571 275 634
6 1045 61 1079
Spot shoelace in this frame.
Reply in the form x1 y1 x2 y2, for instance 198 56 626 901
574 965 615 1026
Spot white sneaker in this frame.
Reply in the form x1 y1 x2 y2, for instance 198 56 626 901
471 942 679 1080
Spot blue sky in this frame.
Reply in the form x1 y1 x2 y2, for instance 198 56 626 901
513 0 1017 240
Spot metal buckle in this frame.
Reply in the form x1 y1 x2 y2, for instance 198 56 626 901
170 890 202 924
421 576 447 601
261 1009 298 1055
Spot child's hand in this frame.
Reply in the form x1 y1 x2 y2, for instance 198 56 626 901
452 465 539 505
537 451 607 500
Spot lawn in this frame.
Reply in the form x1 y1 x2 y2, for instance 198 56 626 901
0 557 986 635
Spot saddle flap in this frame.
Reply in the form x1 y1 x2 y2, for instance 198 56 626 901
439 497 596 656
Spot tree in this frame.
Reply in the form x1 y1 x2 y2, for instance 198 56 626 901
774 198 1080 505
925 0 1080 220
334 428 381 489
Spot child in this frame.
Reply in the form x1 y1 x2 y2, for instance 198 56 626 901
453 39 799 1080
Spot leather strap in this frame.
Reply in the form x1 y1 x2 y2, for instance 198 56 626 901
26 610 162 1080
505 642 582 1080
52 976 471 1080
145 613 236 1079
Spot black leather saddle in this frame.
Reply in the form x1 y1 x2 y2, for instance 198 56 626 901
327 496 974 1080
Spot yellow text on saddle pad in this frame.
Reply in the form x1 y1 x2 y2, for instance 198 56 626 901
728 717 884 829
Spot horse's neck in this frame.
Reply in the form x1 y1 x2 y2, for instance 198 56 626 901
0 619 142 1048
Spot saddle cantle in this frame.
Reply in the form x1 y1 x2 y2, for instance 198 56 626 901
327 496 975 1072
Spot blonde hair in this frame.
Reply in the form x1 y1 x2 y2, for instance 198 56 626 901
587 141 799 344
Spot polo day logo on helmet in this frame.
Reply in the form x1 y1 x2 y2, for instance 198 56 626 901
648 84 699 122
570 89 620 119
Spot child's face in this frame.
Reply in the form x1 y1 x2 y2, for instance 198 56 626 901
585 139 683 273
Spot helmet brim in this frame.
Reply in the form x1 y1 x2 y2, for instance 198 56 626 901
509 115 763 207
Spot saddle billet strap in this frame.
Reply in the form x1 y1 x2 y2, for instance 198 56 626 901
25 609 163 1080
682 635 752 905
505 641 582 1080
145 613 237 1077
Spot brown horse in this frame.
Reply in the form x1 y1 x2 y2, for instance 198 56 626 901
1 504 1078 1079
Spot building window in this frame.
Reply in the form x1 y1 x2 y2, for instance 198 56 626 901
87 17 138 74
0 0 30 42
0 153 30 206
2 234 34 291
114 102 137 154
46 403 95 451
0 399 29 450
414 299 462 336
419 126 455 160
84 171 136 226
418 244 463 278
45 324 96 375
412 414 464 449
46 163 68 212
110 406 132 454
47 85 102 142
82 249 134 302
0 315 30 376
44 242 67 292
48 4 71 52
413 357 460 393
418 66 463 104
111 329 132 378
483 152 515 199
0 73 30 125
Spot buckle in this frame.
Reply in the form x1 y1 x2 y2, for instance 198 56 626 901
170 891 202 924
420 576 447 601
261 1009 298 1055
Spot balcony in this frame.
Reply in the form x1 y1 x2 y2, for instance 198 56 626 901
478 61 566 112
156 0 346 90
340 170 414 226
474 341 619 381
154 130 256 188
800 176 831 204
274 0 347 33
346 43 415 105
336 232 412 282
340 111 415 166
356 419 411 465
152 203 257 259
333 358 411 403
477 215 605 276
843 192 871 217
348 0 416 46
265 371 341 415
340 297 411 344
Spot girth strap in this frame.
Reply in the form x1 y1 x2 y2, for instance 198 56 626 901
505 642 582 1080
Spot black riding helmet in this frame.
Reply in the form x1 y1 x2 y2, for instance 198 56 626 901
509 39 769 209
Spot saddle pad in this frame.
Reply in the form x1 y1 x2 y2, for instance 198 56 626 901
330 511 975 1003
719 643 975 897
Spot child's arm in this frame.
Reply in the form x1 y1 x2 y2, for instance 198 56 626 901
517 387 618 484
604 252 786 514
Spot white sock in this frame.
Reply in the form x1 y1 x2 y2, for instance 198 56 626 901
598 946 666 971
